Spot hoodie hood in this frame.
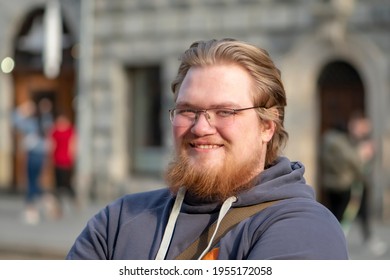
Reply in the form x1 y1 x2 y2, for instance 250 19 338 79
235 157 314 206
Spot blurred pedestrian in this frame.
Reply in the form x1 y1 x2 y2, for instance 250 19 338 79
321 112 387 255
321 119 361 223
348 114 387 255
12 98 53 225
348 114 373 237
49 112 77 218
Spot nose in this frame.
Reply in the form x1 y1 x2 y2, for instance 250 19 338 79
190 111 216 135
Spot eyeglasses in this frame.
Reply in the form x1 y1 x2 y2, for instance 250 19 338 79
169 106 263 127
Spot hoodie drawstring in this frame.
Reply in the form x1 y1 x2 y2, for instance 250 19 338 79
155 187 237 260
155 187 186 260
197 195 237 260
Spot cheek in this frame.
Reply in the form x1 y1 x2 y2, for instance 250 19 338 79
231 125 261 151
172 127 188 145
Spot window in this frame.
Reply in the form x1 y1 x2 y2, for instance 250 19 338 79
126 66 164 176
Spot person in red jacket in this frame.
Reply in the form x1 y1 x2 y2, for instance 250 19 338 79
49 113 77 216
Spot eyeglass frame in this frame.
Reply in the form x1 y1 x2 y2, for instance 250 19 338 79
169 105 264 127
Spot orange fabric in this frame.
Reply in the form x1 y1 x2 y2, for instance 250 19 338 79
201 247 219 260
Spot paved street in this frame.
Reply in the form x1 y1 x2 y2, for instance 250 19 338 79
345 219 390 259
0 192 103 259
0 192 389 260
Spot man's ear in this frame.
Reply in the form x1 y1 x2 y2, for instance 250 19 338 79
260 119 275 143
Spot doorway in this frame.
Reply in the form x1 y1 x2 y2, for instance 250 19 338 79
11 6 76 192
317 60 366 205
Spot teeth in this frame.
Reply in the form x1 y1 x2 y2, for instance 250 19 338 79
196 145 219 149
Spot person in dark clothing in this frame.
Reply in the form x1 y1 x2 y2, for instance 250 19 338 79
346 114 387 254
320 121 361 222
321 115 372 222
67 38 348 260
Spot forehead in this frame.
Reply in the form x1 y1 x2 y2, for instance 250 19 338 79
176 64 254 107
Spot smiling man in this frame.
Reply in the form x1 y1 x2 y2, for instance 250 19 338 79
67 39 348 260
166 63 274 201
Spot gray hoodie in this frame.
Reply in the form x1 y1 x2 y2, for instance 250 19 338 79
66 157 348 260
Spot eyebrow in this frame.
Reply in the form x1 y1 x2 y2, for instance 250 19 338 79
175 101 244 109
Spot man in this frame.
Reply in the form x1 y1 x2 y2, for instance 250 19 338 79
320 114 373 223
321 113 387 255
67 38 348 259
321 119 363 222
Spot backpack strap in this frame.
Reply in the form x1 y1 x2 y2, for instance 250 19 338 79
175 200 280 260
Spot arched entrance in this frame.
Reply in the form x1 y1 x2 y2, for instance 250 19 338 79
11 7 76 192
318 61 365 135
317 60 366 205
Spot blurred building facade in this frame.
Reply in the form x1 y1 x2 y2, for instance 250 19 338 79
0 0 389 218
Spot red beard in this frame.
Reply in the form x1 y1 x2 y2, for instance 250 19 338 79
164 145 263 202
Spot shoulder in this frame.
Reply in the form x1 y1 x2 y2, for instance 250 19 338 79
323 130 348 146
67 188 172 259
266 197 339 226
81 188 172 241
101 188 173 218
249 198 348 259
250 197 346 247
116 188 172 206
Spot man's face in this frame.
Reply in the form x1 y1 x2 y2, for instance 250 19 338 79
166 63 274 200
